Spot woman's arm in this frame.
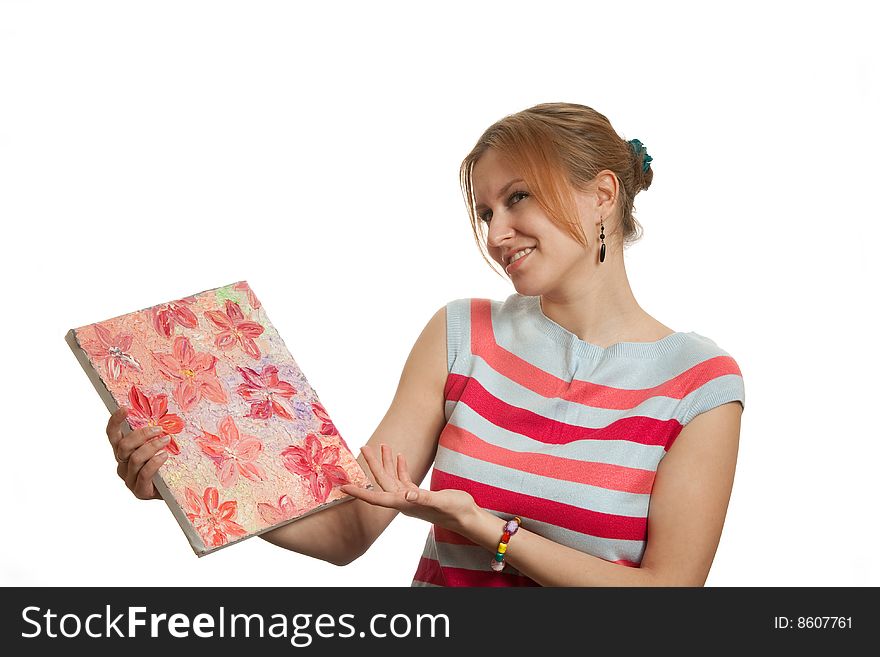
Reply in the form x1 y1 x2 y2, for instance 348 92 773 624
258 305 449 566
455 400 744 585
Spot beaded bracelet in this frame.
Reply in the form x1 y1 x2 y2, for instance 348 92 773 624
490 516 522 572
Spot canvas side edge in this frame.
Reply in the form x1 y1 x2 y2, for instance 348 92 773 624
64 328 209 557
152 476 209 556
64 329 122 417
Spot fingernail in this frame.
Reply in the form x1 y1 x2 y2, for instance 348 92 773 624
150 427 164 434
405 490 417 502
158 436 171 445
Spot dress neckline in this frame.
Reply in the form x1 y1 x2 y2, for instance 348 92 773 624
529 295 693 359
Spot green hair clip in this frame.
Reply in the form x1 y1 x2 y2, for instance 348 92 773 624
628 138 653 173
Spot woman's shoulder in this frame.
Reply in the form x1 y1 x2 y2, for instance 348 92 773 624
676 330 740 363
673 331 746 423
441 294 540 337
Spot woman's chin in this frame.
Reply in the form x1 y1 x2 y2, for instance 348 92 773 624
510 279 542 297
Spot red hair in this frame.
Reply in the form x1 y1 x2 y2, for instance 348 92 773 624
460 102 652 277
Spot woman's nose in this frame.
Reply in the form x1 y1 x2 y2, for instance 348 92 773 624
486 215 515 248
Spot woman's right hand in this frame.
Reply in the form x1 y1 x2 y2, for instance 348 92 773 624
106 407 170 500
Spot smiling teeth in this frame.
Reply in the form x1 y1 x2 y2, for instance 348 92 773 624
509 247 534 264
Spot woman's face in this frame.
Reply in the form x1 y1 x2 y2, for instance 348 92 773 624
472 148 598 297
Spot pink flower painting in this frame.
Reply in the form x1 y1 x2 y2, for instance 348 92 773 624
236 364 297 420
125 384 184 455
151 297 198 339
233 281 261 309
204 299 264 359
257 494 298 526
152 336 228 412
184 486 247 548
281 433 350 503
69 280 370 556
81 324 142 381
311 401 339 437
194 415 266 488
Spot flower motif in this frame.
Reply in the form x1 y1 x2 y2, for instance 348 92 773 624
257 494 298 526
311 401 339 437
204 300 264 360
292 400 311 421
152 336 228 412
194 415 265 488
281 433 349 503
81 324 142 381
236 365 297 420
151 297 198 339
184 486 247 548
124 385 184 455
233 282 261 310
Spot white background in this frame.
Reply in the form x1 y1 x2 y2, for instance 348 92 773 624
1 0 877 587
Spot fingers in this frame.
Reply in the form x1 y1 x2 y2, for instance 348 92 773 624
117 459 162 500
350 444 423 511
106 407 128 448
360 444 398 492
341 479 427 509
125 435 171 499
381 443 396 477
134 451 168 500
397 453 416 488
358 444 377 479
366 443 416 494
108 409 169 501
406 488 438 507
340 484 404 508
397 453 420 501
116 426 165 465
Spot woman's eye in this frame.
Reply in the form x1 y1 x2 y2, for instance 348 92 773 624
479 191 528 223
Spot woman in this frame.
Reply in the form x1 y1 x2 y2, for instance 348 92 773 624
107 102 745 586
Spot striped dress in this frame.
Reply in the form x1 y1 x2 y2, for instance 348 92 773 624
411 293 746 587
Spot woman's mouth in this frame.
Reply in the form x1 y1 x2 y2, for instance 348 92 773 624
505 247 534 274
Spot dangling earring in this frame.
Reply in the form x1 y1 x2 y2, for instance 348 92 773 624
599 221 606 263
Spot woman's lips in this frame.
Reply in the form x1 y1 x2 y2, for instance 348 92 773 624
505 248 533 274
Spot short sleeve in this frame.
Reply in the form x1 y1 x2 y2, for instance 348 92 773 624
679 355 745 426
445 298 472 374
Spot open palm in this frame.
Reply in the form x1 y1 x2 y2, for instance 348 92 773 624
340 443 477 532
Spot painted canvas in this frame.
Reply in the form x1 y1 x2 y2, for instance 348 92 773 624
65 280 371 556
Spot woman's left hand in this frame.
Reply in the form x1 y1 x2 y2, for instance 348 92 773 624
340 443 478 534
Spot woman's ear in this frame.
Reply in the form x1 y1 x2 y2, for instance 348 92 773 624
592 170 620 217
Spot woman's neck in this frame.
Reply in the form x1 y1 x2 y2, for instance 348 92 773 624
538 258 667 347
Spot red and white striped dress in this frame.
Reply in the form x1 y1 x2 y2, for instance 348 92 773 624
411 294 745 586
